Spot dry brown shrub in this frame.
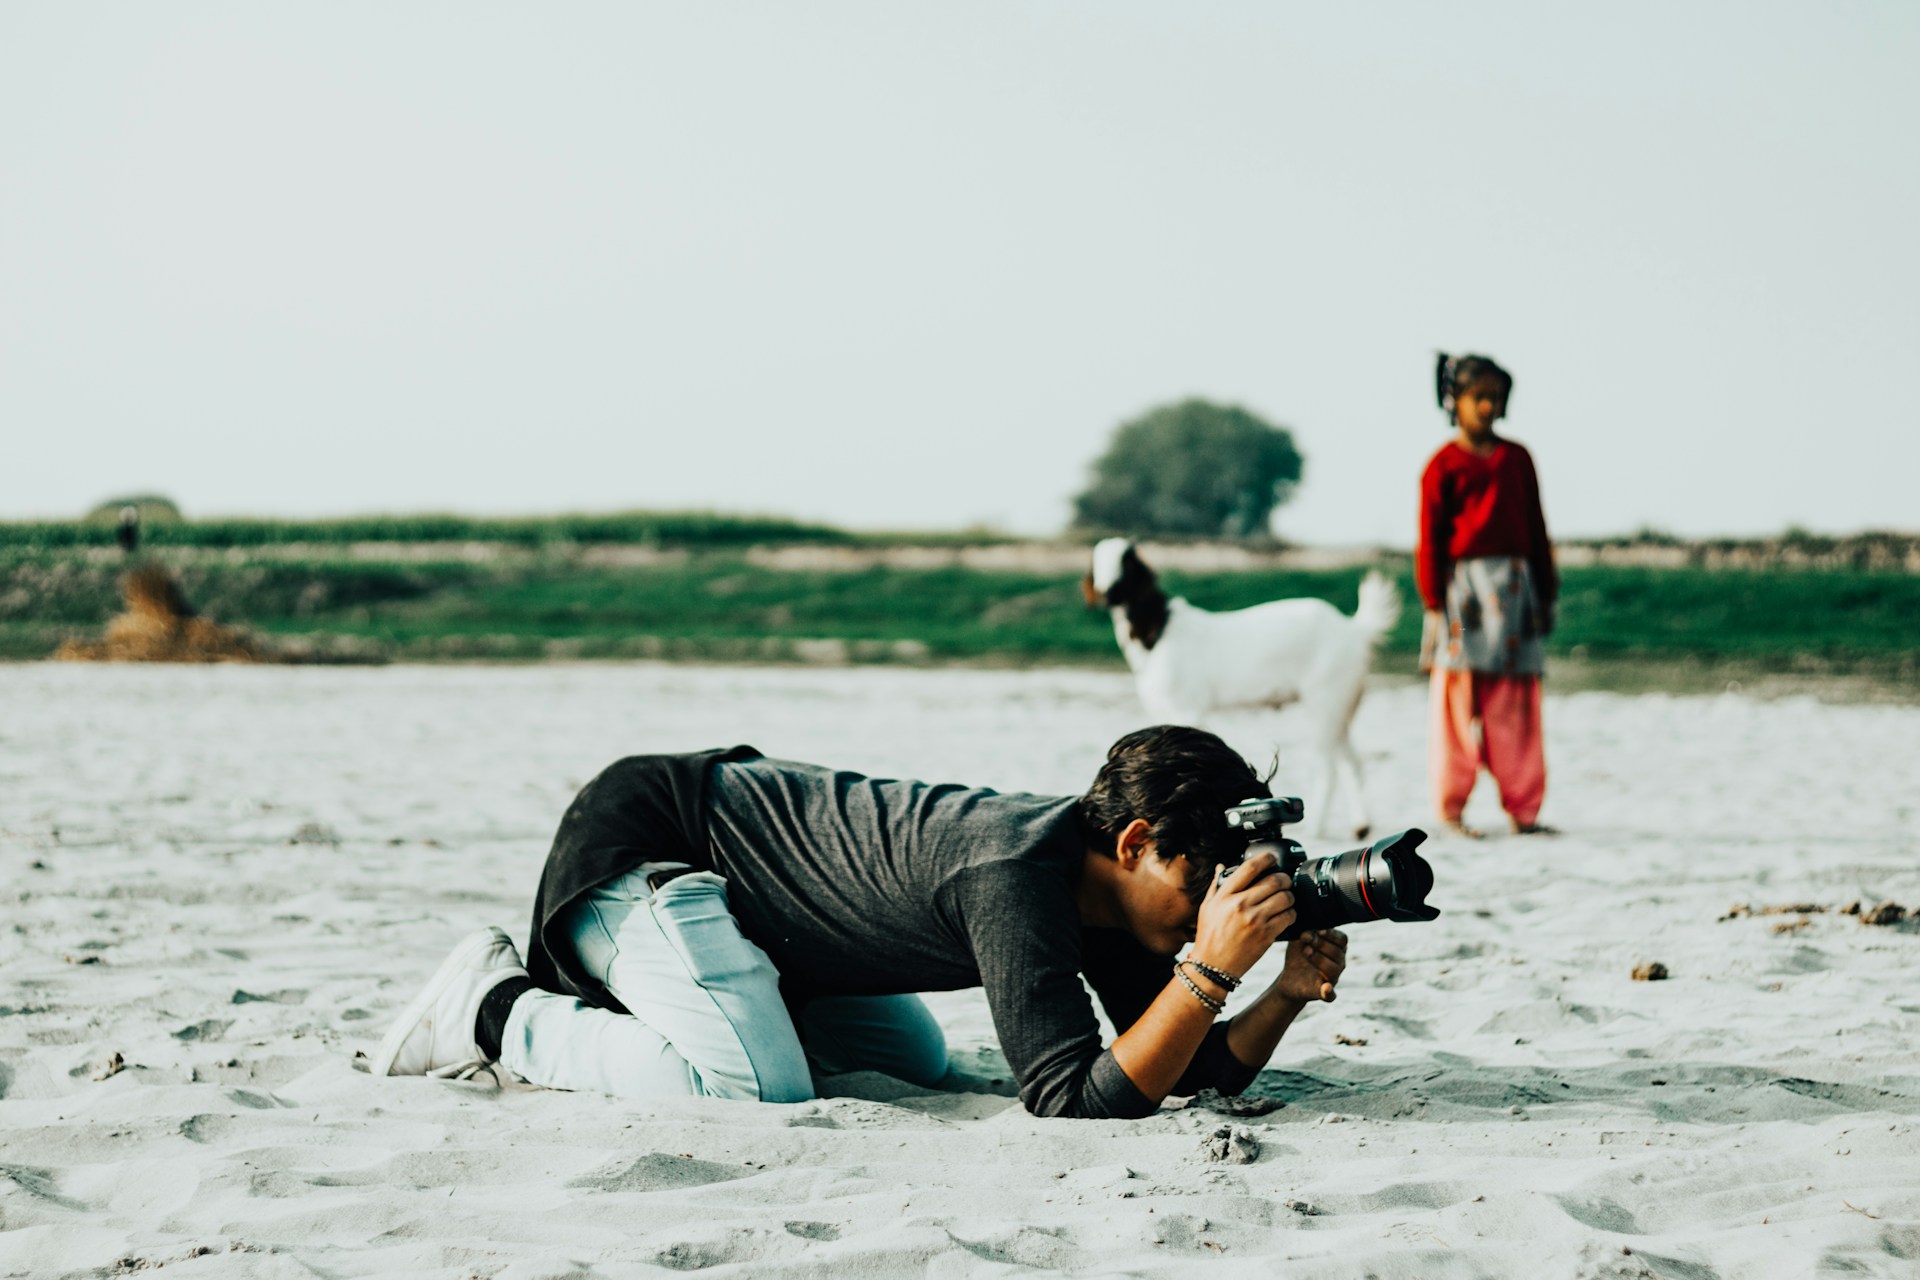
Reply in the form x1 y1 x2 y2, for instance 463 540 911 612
55 564 267 664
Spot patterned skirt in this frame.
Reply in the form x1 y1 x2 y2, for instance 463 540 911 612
1420 555 1547 676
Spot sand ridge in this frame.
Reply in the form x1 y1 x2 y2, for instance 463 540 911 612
2 663 1917 1277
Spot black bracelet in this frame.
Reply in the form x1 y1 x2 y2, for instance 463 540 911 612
1180 957 1242 991
1174 966 1225 1015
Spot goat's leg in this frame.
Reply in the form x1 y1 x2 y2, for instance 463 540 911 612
1314 669 1374 841
1336 738 1371 842
1283 694 1337 838
1299 693 1371 841
1306 738 1340 839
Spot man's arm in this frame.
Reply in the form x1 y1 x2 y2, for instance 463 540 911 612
1222 930 1348 1072
1089 926 1349 1095
1080 930 1254 1098
1105 970 1242 1102
950 857 1342 1115
946 863 1161 1119
1106 855 1307 1102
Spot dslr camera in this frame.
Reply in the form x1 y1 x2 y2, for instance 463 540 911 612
1221 797 1439 939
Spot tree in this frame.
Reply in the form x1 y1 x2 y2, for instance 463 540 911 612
1071 399 1304 538
85 494 184 525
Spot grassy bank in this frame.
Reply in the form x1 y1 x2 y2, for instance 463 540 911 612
4 544 1915 683
0 511 1004 551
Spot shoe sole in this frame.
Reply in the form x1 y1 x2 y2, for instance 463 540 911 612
371 926 517 1077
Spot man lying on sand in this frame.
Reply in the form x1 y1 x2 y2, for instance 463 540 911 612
374 725 1347 1118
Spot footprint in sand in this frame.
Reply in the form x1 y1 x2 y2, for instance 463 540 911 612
1764 947 1831 975
1360 1012 1435 1040
567 1153 756 1193
783 1221 841 1241
173 1019 233 1042
224 1088 292 1110
1476 1001 1615 1036
178 1114 233 1145
1555 1193 1642 1234
1 1165 97 1215
1347 1180 1472 1214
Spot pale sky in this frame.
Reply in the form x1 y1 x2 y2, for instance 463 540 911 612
3 2 1915 544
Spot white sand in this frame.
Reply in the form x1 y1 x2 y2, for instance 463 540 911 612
2 662 1916 1278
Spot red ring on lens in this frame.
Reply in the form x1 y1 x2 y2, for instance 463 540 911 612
1356 848 1378 918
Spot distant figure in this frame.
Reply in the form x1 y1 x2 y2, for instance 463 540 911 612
115 505 140 555
1417 353 1557 837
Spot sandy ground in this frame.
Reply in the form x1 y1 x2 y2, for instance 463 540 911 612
2 662 1916 1279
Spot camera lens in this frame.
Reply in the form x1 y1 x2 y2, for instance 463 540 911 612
1286 829 1439 935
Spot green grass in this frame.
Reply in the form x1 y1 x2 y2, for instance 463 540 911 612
1547 567 1918 664
5 546 1915 681
0 510 854 550
1155 562 1920 668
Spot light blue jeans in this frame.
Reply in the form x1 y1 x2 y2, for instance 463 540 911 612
498 865 949 1102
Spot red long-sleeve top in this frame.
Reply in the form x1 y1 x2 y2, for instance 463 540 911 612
1415 439 1556 612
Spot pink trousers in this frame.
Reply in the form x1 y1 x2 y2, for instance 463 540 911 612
1429 668 1546 827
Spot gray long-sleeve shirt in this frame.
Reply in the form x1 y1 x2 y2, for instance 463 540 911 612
703 756 1257 1118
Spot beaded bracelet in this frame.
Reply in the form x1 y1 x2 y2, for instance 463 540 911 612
1174 965 1225 1015
1182 957 1242 991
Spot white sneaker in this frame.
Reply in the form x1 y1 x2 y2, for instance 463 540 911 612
372 926 527 1079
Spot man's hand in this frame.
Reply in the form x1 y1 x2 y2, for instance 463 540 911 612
1191 852 1295 978
1274 929 1348 1004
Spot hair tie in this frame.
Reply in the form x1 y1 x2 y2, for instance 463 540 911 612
1434 352 1458 415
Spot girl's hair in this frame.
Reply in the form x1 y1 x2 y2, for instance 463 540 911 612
1435 352 1514 421
1078 724 1273 903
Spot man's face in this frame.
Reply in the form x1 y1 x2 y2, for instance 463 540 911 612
1121 849 1202 956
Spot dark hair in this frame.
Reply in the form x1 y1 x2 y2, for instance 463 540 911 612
1435 352 1514 422
1077 725 1273 903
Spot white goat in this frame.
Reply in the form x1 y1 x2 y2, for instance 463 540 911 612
1083 537 1400 839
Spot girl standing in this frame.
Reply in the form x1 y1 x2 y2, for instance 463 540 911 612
1417 353 1556 837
